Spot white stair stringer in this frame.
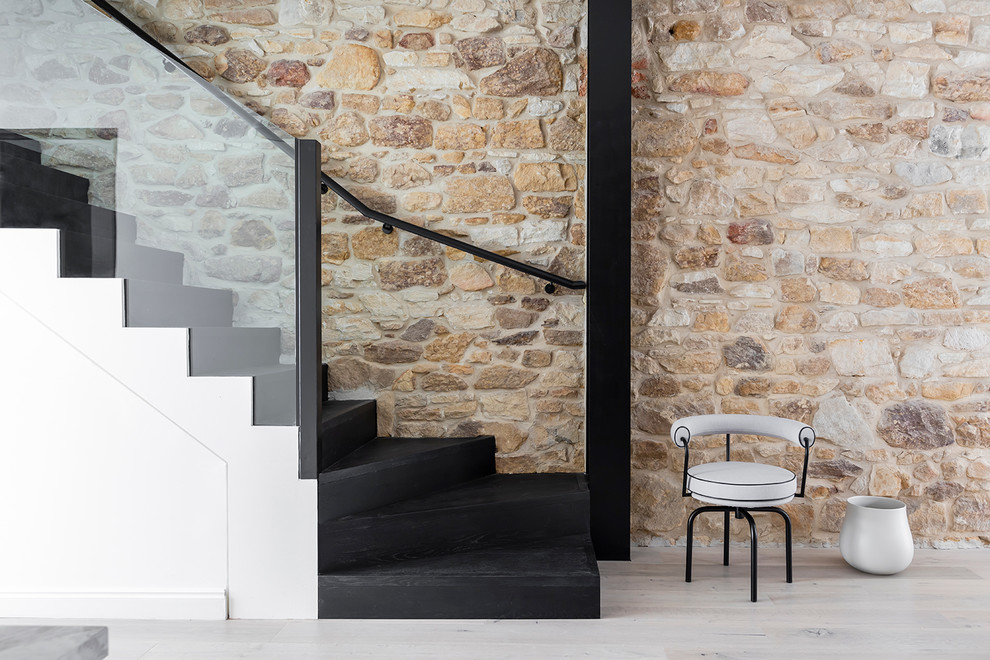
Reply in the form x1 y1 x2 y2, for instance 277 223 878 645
0 229 316 619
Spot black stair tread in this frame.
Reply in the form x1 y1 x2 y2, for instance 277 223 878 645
320 399 376 434
322 398 376 415
0 155 90 201
322 435 493 479
320 534 598 582
0 181 118 239
0 130 40 149
318 399 377 474
328 473 587 522
0 137 42 164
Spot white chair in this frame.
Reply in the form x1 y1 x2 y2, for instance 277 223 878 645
670 414 816 602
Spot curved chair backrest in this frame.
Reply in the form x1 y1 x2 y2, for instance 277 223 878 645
670 414 815 449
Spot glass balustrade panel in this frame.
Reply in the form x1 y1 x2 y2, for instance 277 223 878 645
0 0 300 424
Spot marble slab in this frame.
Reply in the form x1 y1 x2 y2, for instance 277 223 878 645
0 626 108 660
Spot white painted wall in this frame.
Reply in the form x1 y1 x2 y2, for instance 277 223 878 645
0 230 317 619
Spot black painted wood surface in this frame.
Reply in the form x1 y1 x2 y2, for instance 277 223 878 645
318 534 599 619
318 399 377 472
0 156 90 202
0 134 42 164
320 473 590 572
319 435 494 521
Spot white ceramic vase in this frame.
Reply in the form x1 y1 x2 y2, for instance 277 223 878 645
839 496 914 575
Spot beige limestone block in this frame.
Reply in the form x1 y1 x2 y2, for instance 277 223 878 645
442 175 515 213
810 227 853 253
316 44 381 91
860 234 913 257
434 124 487 150
737 25 810 59
903 277 961 308
513 163 577 192
491 119 545 149
393 9 452 29
819 282 861 305
666 71 749 96
830 338 896 376
916 233 974 257
935 15 970 45
870 466 906 497
632 118 698 157
403 192 442 212
321 232 349 264
479 391 530 421
449 263 494 291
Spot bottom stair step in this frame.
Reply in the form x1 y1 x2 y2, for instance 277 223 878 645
319 473 590 572
318 534 600 619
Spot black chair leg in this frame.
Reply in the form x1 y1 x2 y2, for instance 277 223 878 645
723 510 730 566
741 509 758 602
686 507 699 583
685 506 723 583
764 506 793 583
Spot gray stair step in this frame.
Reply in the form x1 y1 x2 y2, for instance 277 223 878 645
251 364 296 426
115 243 184 283
191 363 296 426
115 213 138 244
188 327 283 375
124 280 234 328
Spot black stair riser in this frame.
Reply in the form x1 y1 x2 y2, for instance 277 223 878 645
318 581 600 619
0 182 119 241
0 138 42 165
0 157 90 202
319 492 589 572
319 400 377 472
0 131 41 149
56 228 116 278
319 440 495 522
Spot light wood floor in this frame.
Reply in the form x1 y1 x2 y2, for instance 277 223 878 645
6 547 990 659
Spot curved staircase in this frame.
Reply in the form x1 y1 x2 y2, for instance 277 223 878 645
0 129 600 619
317 394 600 618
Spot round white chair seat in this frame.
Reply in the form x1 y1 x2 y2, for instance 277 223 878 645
687 461 796 507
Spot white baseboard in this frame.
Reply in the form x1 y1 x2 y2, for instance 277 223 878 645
0 591 228 620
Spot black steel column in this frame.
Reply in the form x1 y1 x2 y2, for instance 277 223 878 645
295 138 322 479
586 0 631 560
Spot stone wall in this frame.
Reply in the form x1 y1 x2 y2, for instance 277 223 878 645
115 0 588 472
632 0 990 547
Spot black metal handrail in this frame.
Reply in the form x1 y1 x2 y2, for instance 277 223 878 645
86 0 587 293
321 177 585 292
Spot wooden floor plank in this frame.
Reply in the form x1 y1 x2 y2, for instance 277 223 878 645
5 548 988 659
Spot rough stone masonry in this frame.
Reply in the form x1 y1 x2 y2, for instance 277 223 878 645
633 0 990 547
118 0 588 474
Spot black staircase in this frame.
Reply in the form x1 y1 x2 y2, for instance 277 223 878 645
0 132 120 278
316 374 600 619
1 130 601 619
